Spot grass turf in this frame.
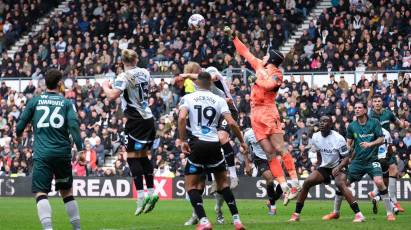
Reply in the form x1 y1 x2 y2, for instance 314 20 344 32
0 198 409 230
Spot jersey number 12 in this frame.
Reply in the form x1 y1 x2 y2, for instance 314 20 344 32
36 106 64 128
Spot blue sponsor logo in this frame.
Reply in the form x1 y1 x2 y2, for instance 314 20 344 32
189 165 197 173
140 101 148 109
201 126 211 134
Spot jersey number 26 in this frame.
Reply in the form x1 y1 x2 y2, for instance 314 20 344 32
36 106 64 128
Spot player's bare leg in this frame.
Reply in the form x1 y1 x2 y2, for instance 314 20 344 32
269 134 300 202
214 170 245 230
60 189 81 230
289 170 324 222
335 174 364 222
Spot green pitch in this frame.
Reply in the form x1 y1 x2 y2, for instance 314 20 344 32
1 198 410 229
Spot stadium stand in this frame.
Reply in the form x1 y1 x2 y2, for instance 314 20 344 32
283 0 411 72
0 0 410 180
1 0 316 78
0 0 61 53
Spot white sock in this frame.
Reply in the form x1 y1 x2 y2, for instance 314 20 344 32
388 177 398 204
137 190 145 206
215 193 224 211
147 188 155 198
64 199 81 230
280 182 289 193
290 179 300 188
37 198 53 230
373 184 379 195
333 195 343 214
228 166 238 179
381 192 393 215
232 214 241 224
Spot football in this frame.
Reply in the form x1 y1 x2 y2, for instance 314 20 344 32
188 13 205 29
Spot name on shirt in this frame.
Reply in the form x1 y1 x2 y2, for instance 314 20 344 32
38 100 64 106
193 96 216 104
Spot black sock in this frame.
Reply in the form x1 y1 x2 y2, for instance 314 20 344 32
295 202 304 214
218 187 238 215
267 182 276 205
188 189 206 219
141 157 154 189
350 201 360 214
273 184 283 200
127 158 144 190
222 142 235 167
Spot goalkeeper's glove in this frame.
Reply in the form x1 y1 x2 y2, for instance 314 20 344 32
224 26 238 40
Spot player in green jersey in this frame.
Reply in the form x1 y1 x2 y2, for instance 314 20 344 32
369 95 405 212
16 69 83 230
327 101 395 222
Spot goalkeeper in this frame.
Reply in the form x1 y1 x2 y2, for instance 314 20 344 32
225 26 300 202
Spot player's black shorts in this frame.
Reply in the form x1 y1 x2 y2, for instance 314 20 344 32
254 156 270 177
217 108 238 132
124 117 156 152
185 138 226 175
379 158 390 178
317 166 346 185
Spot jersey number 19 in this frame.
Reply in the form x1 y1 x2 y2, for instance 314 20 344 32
194 105 216 126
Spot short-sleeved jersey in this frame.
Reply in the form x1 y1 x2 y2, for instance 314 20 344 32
378 128 393 159
309 130 349 168
244 128 266 160
16 92 83 159
179 89 230 142
113 67 153 119
369 109 398 130
347 118 383 163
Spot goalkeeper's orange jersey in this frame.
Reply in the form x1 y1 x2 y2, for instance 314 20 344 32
233 37 282 107
233 37 284 140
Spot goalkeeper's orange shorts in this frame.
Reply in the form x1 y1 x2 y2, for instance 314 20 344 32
251 106 284 142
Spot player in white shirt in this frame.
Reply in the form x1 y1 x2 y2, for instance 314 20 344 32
180 65 240 225
289 116 364 222
368 128 399 215
244 128 283 215
178 72 251 230
102 49 158 216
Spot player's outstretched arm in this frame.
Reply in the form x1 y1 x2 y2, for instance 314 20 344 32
225 26 262 70
67 101 83 151
16 98 36 137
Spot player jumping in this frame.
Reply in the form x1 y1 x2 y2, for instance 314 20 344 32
288 116 364 222
103 49 158 216
178 71 251 230
225 26 300 203
325 102 395 221
369 95 405 212
244 127 283 215
16 69 83 230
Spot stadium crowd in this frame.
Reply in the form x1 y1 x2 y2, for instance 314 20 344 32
0 0 315 78
1 71 411 180
284 0 411 72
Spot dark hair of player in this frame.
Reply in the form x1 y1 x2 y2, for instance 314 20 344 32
197 72 212 89
45 68 63 90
